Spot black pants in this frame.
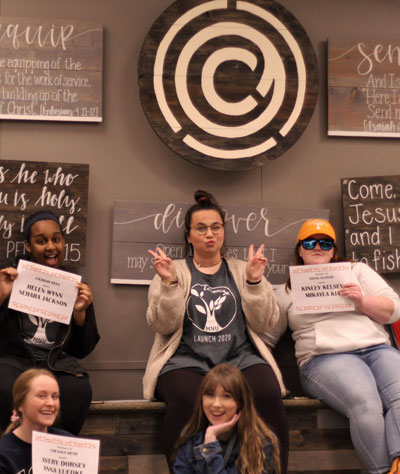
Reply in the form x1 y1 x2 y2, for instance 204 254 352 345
0 363 92 435
156 364 289 473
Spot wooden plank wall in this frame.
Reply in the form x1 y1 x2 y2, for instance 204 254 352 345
80 399 365 474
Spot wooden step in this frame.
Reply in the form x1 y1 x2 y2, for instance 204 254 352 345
80 399 365 474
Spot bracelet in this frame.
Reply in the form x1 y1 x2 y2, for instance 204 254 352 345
162 277 178 286
246 279 261 285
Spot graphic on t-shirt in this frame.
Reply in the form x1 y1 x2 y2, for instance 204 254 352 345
187 284 236 332
22 314 56 347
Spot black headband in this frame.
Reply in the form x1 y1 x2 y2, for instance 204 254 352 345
23 212 62 240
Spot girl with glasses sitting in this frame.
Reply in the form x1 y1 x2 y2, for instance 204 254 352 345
145 190 288 473
265 218 400 474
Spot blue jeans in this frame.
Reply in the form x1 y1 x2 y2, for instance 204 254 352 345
300 344 400 474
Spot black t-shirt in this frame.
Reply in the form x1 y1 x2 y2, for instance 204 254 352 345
161 258 266 375
0 427 69 474
20 314 59 361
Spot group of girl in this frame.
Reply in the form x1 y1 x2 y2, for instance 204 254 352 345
2 190 400 474
146 190 400 474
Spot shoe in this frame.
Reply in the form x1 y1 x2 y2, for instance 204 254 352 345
388 458 400 474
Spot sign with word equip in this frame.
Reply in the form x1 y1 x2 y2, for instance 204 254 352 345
0 17 103 121
111 200 329 286
328 38 400 137
342 175 400 273
0 159 89 267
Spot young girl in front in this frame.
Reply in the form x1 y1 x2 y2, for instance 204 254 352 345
0 368 69 474
173 363 280 474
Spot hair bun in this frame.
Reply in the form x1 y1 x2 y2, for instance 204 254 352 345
194 189 214 206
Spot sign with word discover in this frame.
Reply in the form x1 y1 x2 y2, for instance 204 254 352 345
328 38 400 137
32 430 100 474
9 260 81 324
0 159 89 267
111 200 329 286
0 17 103 121
289 262 354 314
342 175 400 273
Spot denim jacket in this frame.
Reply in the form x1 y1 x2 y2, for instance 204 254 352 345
173 430 275 474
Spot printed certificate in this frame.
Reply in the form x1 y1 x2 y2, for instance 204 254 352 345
289 262 355 314
8 260 81 324
32 431 100 473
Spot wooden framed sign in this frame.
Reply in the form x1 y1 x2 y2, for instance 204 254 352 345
138 0 319 170
111 200 329 285
342 175 400 273
329 38 400 137
0 18 103 122
0 159 89 267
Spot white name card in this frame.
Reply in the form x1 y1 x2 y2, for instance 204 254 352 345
8 260 81 324
32 431 100 474
289 262 355 314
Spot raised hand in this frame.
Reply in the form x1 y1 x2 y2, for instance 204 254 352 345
0 267 18 305
339 282 363 306
204 413 241 444
246 244 268 283
73 283 93 326
148 247 177 281
74 283 93 312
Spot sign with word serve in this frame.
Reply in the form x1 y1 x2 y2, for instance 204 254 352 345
328 38 400 137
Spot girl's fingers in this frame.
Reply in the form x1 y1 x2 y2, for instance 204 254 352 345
255 243 265 257
248 244 254 260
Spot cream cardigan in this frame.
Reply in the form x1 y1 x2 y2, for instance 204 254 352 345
143 258 286 399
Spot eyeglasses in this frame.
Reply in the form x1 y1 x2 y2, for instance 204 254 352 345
300 238 334 251
190 224 224 235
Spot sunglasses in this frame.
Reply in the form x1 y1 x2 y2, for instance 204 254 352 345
300 238 334 251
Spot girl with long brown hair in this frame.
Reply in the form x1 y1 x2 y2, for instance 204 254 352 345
145 190 288 473
173 363 280 474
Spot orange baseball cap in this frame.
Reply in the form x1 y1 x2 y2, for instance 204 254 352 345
297 219 336 242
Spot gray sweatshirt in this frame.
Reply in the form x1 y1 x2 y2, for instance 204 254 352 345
263 262 400 368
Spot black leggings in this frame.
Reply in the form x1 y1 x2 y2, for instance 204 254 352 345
0 363 92 435
156 364 289 473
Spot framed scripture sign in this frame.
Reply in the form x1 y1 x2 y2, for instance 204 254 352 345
0 159 89 267
139 0 318 170
0 17 103 122
328 38 400 137
111 200 329 285
341 174 400 274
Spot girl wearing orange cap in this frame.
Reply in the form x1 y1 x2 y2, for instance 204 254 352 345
266 219 400 474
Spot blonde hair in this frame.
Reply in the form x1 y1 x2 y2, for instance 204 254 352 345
175 364 280 474
4 368 59 435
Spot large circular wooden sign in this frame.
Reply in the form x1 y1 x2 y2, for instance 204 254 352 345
138 0 318 171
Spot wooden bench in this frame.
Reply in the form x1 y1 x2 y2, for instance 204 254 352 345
80 398 365 474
